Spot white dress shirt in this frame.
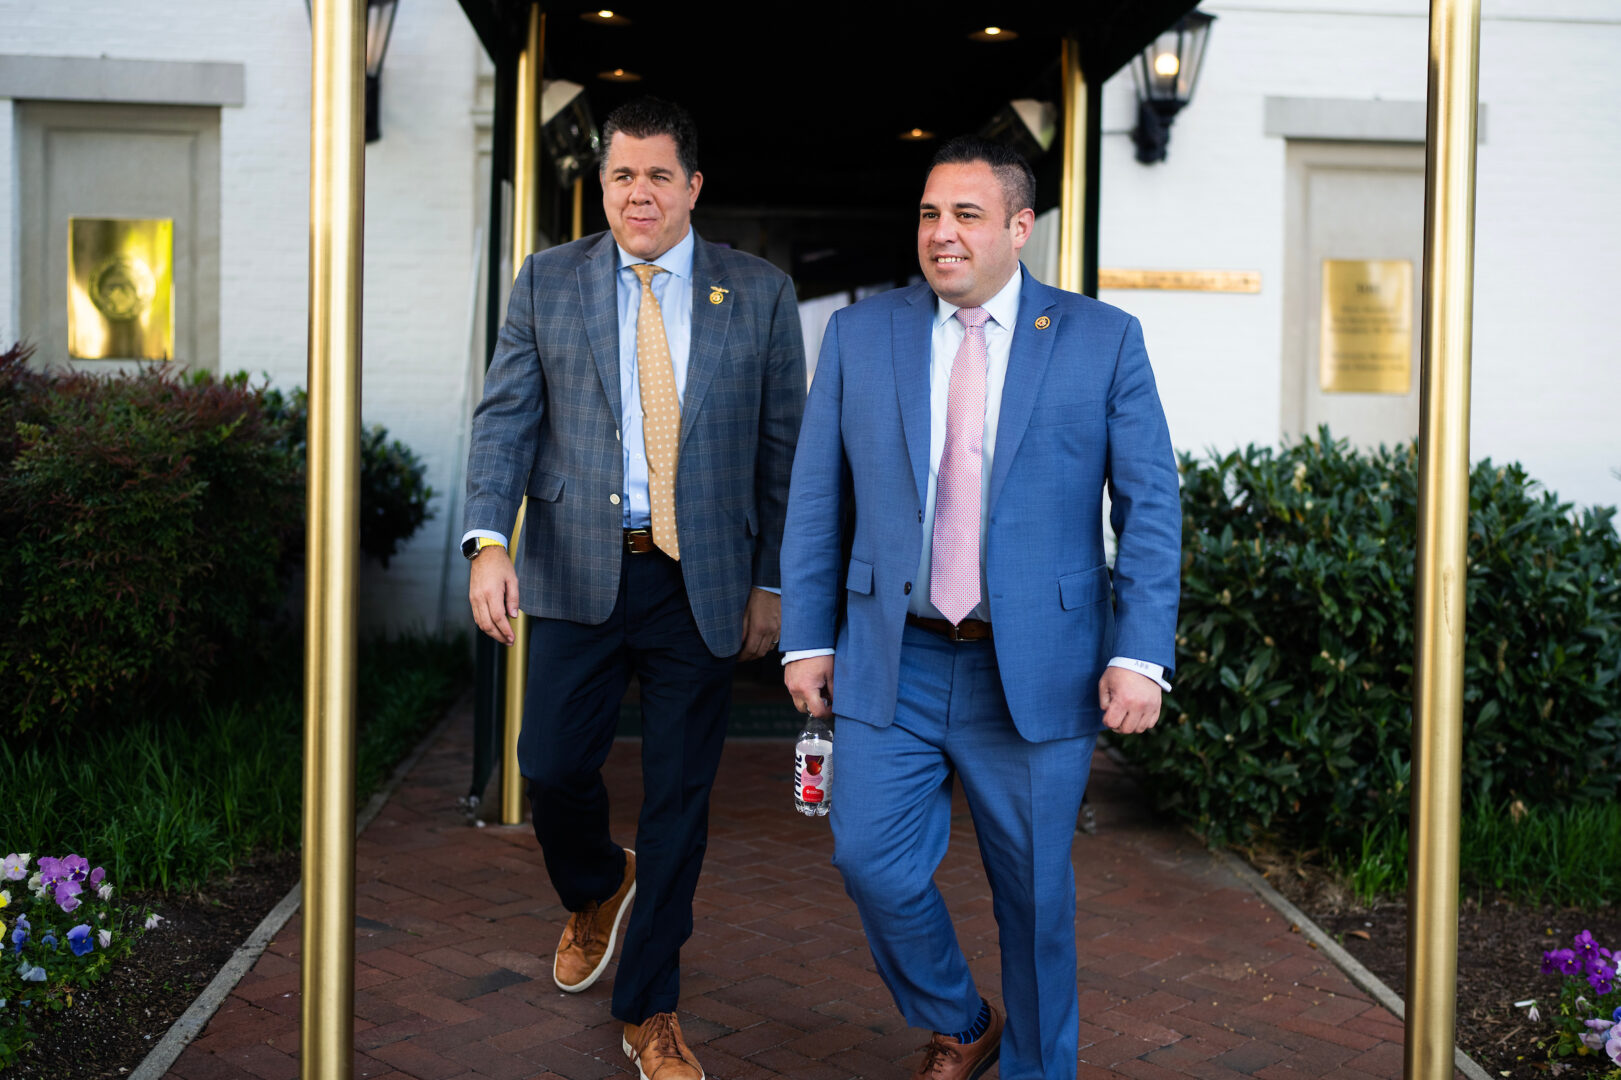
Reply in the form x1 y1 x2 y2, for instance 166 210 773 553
784 268 1168 692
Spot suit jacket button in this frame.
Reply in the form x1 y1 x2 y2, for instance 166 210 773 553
609 493 621 505
904 582 912 595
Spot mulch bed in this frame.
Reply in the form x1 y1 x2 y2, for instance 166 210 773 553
9 851 299 1080
1251 849 1621 1080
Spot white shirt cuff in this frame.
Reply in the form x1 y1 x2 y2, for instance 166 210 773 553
1108 656 1171 692
460 528 509 549
781 647 834 666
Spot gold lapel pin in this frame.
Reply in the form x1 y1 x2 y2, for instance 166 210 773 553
1034 315 1051 330
709 285 729 305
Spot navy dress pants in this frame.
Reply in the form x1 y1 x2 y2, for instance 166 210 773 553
518 546 734 1024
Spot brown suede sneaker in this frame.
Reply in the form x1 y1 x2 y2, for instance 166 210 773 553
909 1002 1003 1080
552 848 636 992
622 1011 704 1080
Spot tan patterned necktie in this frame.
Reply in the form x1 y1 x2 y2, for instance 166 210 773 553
632 263 681 559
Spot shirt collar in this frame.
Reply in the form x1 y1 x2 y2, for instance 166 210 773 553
934 263 1023 332
616 226 695 281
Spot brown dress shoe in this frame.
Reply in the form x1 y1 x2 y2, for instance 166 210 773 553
622 1011 704 1080
909 1002 1003 1080
552 848 636 992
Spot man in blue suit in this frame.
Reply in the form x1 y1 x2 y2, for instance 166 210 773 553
782 137 1181 1080
463 97 804 1080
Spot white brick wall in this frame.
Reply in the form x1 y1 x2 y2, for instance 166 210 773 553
1100 0 1621 513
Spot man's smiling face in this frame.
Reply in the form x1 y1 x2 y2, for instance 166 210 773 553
601 132 702 261
917 160 1032 309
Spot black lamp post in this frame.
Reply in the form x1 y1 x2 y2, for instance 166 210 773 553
1130 9 1215 164
305 0 398 143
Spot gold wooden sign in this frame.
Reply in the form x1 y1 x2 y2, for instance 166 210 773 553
1320 258 1413 394
1099 268 1262 293
68 217 174 361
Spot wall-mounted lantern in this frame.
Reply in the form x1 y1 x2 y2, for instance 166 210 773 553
1130 9 1215 164
305 0 398 142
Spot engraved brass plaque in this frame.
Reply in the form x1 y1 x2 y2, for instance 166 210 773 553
68 217 174 361
1320 258 1413 394
1099 268 1261 293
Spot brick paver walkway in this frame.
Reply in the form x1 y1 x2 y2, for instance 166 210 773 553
165 700 1420 1080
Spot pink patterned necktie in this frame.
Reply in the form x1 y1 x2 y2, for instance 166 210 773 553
931 306 991 625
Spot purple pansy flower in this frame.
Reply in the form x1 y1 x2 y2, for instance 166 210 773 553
1573 930 1604 960
1 854 27 881
60 855 89 882
65 925 92 957
10 914 28 951
1544 949 1573 975
1562 951 1587 976
54 878 82 914
36 856 64 885
89 866 105 888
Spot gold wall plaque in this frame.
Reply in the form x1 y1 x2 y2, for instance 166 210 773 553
68 217 174 361
1320 258 1413 394
1099 268 1262 293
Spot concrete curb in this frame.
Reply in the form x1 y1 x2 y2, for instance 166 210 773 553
129 699 464 1080
1211 847 1495 1080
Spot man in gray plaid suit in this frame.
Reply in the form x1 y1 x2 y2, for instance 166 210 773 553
461 97 804 1080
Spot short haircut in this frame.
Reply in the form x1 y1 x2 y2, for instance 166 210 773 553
929 136 1036 224
600 97 699 181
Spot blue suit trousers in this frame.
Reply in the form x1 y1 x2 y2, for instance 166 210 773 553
831 625 1096 1080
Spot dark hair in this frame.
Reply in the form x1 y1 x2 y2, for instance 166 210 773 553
929 136 1036 223
600 97 699 180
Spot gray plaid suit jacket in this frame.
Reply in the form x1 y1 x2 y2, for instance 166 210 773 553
464 230 806 657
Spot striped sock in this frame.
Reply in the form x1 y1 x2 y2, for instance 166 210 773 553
942 998 991 1044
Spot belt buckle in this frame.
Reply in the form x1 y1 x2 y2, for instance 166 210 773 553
625 528 651 553
947 623 968 643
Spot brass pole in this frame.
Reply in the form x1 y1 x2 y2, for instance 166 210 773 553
1406 3 1480 1079
572 175 585 241
501 3 544 826
1057 36 1087 295
302 0 363 1077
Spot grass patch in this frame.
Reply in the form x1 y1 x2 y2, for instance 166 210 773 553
2 633 469 893
1333 799 1621 908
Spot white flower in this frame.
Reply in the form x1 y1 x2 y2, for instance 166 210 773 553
26 872 44 899
1529 1005 1541 1023
97 884 113 901
98 929 112 949
144 913 165 930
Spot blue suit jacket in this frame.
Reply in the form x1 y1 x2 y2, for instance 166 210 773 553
464 230 805 657
780 268 1181 741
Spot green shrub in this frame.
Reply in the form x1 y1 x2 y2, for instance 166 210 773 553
0 349 299 733
1113 430 1621 849
262 386 435 568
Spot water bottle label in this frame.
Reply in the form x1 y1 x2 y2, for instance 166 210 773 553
795 751 827 803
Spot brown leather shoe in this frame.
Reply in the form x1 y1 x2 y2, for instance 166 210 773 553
552 848 635 992
622 1011 704 1080
909 1002 1003 1080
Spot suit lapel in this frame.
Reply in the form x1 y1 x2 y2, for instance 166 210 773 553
578 233 623 424
680 234 733 450
893 285 935 510
988 268 1060 513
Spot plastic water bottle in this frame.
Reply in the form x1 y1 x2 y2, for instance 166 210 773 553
794 717 833 817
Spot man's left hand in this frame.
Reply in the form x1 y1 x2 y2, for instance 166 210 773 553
738 589 781 662
1099 667 1162 734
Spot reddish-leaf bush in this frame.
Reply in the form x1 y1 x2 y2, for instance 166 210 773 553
0 345 300 733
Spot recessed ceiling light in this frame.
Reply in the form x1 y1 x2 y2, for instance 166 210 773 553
598 68 642 82
968 25 1018 42
899 128 935 141
581 9 631 25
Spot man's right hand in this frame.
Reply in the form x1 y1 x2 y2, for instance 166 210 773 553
784 655 835 719
469 548 520 645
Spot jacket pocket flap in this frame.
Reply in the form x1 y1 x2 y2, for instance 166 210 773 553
845 558 874 595
1058 566 1109 610
526 472 565 501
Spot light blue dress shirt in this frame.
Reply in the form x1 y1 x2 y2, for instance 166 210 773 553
615 229 695 529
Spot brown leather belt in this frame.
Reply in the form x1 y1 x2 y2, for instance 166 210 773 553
624 528 656 555
906 613 993 642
